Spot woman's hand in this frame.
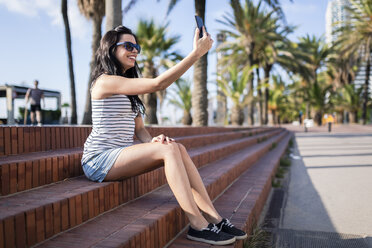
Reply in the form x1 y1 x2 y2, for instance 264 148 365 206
151 134 175 144
193 26 214 58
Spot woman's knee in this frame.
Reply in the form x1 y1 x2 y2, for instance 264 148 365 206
177 143 187 153
157 142 181 158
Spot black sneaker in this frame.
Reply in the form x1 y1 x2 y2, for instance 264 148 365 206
187 223 236 245
216 218 247 240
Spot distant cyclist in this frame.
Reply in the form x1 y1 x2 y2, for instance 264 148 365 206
25 80 44 126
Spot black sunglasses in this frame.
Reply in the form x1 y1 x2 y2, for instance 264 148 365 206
116 41 141 54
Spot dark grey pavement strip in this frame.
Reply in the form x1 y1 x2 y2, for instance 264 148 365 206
274 228 371 248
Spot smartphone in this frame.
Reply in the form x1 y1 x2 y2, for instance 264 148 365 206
195 15 206 38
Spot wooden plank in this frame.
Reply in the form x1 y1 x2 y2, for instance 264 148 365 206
23 127 30 153
25 161 32 190
51 127 56 150
1 164 10 195
0 127 4 156
60 127 65 149
17 162 26 193
0 219 4 248
75 194 83 225
32 160 39 188
10 127 17 155
26 210 36 246
69 127 73 148
35 127 41 152
41 127 46 151
45 158 52 184
17 127 24 154
9 163 17 194
35 206 45 243
29 127 35 153
15 213 26 248
52 202 61 235
58 156 64 181
61 199 69 231
45 127 51 151
4 217 15 248
39 159 46 186
4 127 11 155
55 127 61 149
68 197 76 228
52 157 58 182
44 204 53 239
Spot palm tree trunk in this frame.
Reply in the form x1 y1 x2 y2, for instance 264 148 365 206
105 0 122 31
350 111 357 124
82 17 102 124
256 68 263 125
264 65 272 125
272 110 276 125
248 73 254 125
182 110 192 125
143 61 158 124
61 0 77 124
144 93 158 124
192 0 208 126
362 55 370 125
231 105 243 126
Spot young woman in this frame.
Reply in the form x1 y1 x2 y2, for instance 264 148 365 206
81 25 247 245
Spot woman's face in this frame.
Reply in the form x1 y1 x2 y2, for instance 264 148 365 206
114 34 139 72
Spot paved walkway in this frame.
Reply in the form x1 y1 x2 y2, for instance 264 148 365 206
276 124 372 247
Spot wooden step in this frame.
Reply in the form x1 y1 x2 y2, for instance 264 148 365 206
0 129 282 247
168 132 293 247
0 126 91 157
0 128 273 196
0 126 262 157
34 130 288 248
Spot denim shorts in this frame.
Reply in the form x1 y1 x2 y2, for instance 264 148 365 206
82 147 124 182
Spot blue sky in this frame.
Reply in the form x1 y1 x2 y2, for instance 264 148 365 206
0 0 328 123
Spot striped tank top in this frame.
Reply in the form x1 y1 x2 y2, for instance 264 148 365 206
81 94 137 165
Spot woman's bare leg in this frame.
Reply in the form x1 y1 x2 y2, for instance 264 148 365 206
177 144 223 224
105 142 209 230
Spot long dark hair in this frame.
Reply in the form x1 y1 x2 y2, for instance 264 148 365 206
91 25 145 115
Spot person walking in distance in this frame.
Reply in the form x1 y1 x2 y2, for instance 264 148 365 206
81 25 247 245
25 80 45 126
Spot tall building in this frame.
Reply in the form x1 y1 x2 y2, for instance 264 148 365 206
325 0 349 44
325 0 371 98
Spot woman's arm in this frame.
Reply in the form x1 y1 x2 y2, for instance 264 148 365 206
134 116 174 144
134 116 152 143
92 27 213 99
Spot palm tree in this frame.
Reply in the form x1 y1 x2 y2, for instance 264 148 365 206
218 0 288 125
254 19 294 125
268 75 286 125
164 0 208 126
293 35 332 120
136 19 182 124
78 0 105 125
218 65 254 125
168 78 192 125
337 0 372 124
105 0 121 31
61 0 77 124
337 83 364 123
308 73 334 126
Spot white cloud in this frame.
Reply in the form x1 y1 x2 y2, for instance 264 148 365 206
0 0 90 40
0 0 39 16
